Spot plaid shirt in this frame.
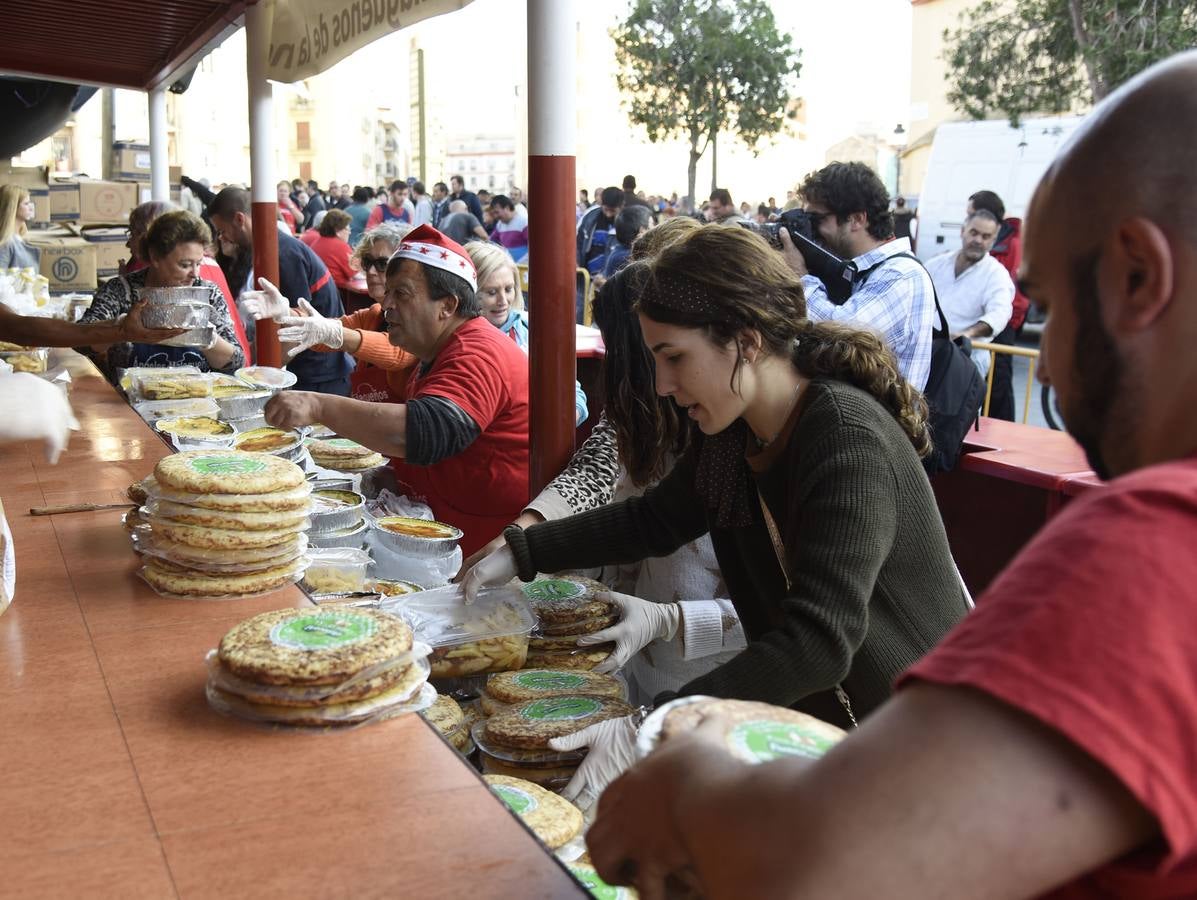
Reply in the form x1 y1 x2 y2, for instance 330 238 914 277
802 238 935 391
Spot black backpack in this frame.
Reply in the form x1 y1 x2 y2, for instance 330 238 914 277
855 252 985 474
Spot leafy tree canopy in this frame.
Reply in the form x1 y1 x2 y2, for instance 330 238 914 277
612 0 802 202
945 0 1197 125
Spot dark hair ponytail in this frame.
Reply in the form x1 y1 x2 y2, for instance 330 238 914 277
794 320 932 457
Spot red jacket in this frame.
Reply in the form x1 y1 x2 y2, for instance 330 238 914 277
990 218 1028 330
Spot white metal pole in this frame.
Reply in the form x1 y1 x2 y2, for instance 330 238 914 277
246 1 274 204
246 0 281 366
148 87 168 201
526 0 578 492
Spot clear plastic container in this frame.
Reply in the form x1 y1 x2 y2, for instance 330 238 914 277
302 547 372 594
134 397 220 423
119 364 200 394
131 370 216 401
0 347 49 373
384 584 535 679
235 365 298 391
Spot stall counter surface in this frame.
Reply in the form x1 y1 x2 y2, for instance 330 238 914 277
0 350 583 898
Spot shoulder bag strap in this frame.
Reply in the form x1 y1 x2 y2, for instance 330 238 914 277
856 250 950 340
757 488 858 727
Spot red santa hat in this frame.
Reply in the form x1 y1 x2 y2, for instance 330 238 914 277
388 224 477 291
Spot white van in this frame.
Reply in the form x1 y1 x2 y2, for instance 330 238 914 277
913 115 1085 261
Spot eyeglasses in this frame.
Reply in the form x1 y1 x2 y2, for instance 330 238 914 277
359 256 389 273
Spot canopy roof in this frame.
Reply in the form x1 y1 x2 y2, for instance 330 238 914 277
2 0 248 91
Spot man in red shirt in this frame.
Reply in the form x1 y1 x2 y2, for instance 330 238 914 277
582 50 1197 899
265 225 530 557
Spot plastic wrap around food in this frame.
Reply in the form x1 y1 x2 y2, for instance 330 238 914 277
131 370 217 401
119 365 201 394
134 397 220 423
370 515 462 558
383 584 535 678
139 299 211 330
142 476 312 513
137 558 308 601
308 591 384 608
471 719 586 766
140 499 310 533
131 531 307 573
205 643 431 705
234 365 297 391
309 488 366 534
0 347 49 373
636 696 847 766
206 676 436 728
302 547 372 594
232 427 304 459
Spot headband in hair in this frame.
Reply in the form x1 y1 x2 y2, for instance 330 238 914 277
640 269 742 327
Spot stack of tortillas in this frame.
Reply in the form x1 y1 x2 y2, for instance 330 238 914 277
522 576 618 671
206 607 433 726
134 450 312 598
305 436 385 472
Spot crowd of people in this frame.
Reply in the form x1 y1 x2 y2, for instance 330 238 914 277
3 48 1196 900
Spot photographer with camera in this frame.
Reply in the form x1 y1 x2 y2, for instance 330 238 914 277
778 162 936 391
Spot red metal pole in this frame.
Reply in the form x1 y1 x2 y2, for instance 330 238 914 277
251 203 281 367
527 0 577 494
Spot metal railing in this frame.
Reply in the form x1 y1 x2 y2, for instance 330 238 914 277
514 265 596 325
970 340 1040 424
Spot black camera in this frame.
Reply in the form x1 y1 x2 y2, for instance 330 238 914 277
742 209 856 303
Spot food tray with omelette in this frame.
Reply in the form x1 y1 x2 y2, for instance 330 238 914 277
383 584 535 679
129 370 216 401
371 515 462 557
484 775 584 851
235 365 297 391
305 436 386 472
309 488 365 534
637 696 846 766
206 608 435 726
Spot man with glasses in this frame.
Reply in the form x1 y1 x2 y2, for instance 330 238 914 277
779 161 936 390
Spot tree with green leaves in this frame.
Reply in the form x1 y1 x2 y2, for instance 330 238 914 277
611 0 801 205
944 0 1197 125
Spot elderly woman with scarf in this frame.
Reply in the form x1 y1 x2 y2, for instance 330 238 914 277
465 225 968 798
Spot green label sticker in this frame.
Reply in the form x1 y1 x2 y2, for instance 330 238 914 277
492 784 539 817
728 720 837 764
522 578 585 603
514 671 587 691
269 612 376 650
568 865 626 900
188 455 267 475
520 696 602 721
321 438 362 449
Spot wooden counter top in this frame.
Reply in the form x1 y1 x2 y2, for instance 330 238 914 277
0 356 584 899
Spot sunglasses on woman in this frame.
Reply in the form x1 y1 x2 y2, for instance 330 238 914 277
359 255 389 273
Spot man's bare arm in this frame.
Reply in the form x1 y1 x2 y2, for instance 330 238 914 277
590 683 1157 900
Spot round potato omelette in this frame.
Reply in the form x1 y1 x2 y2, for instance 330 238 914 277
218 608 413 686
142 558 301 598
484 774 583 850
154 450 305 495
149 499 308 532
486 694 634 750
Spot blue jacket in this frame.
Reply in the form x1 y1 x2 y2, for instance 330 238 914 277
276 232 354 389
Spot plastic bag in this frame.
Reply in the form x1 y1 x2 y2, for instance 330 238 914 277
302 546 372 594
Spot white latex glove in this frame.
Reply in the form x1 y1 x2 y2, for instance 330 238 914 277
240 277 291 322
579 591 681 675
461 545 517 605
277 298 344 359
0 373 80 463
548 715 640 809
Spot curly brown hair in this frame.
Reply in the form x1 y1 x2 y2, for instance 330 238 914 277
144 209 211 261
639 225 931 457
